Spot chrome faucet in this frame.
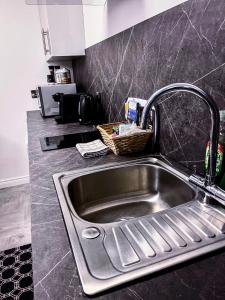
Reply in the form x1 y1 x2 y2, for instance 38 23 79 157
140 83 220 187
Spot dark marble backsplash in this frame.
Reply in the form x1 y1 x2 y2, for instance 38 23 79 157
73 0 225 174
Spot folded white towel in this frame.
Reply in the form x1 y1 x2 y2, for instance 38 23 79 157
76 139 109 158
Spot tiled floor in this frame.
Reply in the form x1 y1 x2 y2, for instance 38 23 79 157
0 184 31 252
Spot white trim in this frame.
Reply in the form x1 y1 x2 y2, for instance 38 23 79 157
0 176 30 189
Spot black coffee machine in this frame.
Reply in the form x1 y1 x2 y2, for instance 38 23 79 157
52 93 80 124
53 92 104 125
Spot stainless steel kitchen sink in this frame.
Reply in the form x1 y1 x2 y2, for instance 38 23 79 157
53 157 225 295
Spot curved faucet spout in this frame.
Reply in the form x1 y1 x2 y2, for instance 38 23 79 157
140 83 220 186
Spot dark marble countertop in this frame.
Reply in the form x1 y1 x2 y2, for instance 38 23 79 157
28 110 225 300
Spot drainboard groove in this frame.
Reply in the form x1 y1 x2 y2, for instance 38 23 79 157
151 216 187 248
138 219 172 253
207 204 225 218
135 221 163 255
177 208 215 238
123 223 156 258
112 227 140 267
194 202 225 223
162 212 202 243
188 207 225 234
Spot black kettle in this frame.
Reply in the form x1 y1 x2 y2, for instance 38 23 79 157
78 95 94 125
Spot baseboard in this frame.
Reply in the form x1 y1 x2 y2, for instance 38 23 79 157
0 176 30 189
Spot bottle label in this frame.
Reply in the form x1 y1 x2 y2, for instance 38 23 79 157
205 142 224 176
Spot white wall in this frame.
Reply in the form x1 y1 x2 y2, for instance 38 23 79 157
0 0 49 187
0 0 187 187
83 0 187 48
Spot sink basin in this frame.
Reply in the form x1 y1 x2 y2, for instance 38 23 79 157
53 157 225 295
68 164 195 223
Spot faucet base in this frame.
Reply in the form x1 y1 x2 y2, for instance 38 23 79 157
189 174 225 207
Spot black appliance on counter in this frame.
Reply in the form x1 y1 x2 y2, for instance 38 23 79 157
52 92 104 125
37 83 77 117
79 92 104 125
53 93 80 124
40 130 101 151
78 94 93 125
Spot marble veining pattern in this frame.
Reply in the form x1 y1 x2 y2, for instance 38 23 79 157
73 0 225 175
28 111 225 300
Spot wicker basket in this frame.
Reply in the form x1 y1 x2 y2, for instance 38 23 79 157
97 122 152 155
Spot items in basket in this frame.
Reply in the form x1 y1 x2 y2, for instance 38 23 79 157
125 97 147 125
111 123 147 138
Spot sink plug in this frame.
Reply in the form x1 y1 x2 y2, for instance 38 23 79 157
82 227 100 239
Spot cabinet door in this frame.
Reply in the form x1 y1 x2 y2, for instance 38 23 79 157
38 5 85 60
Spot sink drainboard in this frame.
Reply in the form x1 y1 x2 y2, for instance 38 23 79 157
76 201 225 279
53 158 225 295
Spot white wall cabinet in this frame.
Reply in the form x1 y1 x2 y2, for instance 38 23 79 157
38 5 85 62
